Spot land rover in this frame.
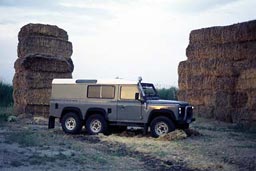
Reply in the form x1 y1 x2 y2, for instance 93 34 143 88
48 78 194 137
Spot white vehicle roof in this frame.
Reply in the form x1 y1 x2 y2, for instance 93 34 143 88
52 78 138 85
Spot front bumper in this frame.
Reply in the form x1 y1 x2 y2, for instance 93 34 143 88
178 106 195 124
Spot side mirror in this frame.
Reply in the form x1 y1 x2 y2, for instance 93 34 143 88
135 93 140 100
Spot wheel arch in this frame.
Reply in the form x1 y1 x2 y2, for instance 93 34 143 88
148 109 176 125
85 108 107 121
61 107 83 122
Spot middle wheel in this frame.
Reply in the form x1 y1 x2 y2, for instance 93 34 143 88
86 114 108 134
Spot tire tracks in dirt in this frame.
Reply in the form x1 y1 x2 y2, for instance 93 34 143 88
73 135 198 171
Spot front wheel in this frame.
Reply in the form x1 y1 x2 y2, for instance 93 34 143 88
150 116 175 138
86 114 108 135
61 112 82 134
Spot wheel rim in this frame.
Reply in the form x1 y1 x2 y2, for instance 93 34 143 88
65 117 77 131
90 119 102 133
155 121 169 136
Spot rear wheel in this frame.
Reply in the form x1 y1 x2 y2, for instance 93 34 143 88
150 116 175 138
86 114 108 135
61 112 82 134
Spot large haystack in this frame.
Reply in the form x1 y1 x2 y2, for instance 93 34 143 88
13 24 73 117
178 20 256 124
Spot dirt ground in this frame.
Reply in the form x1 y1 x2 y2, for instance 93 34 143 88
0 117 256 171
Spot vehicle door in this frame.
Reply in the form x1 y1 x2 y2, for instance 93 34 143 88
117 85 143 121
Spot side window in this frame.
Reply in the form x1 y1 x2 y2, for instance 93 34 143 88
102 86 115 99
87 85 115 99
87 85 100 98
121 85 139 100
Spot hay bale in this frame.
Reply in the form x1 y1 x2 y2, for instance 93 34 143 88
178 20 256 125
187 41 256 61
13 72 72 89
13 23 74 117
18 23 68 41
230 92 248 108
13 89 51 105
18 36 72 58
157 130 187 141
14 54 74 73
189 20 256 45
236 69 256 90
25 105 50 117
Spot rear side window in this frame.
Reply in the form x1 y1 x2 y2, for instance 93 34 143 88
87 85 101 98
87 85 115 99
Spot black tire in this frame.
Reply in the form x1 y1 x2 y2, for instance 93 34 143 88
61 112 82 134
86 114 108 135
150 116 176 138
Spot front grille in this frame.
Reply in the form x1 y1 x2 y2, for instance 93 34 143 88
185 106 193 121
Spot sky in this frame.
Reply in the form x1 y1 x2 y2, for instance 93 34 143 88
0 0 255 87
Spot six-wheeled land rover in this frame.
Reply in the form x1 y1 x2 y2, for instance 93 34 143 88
48 78 194 137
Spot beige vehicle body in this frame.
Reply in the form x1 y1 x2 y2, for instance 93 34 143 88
48 79 194 137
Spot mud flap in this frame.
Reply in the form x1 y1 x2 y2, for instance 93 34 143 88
48 116 55 129
143 124 148 135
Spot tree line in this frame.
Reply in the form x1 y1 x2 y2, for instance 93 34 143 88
0 81 13 107
157 87 178 100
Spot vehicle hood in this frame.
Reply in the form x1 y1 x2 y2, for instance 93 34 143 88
146 99 189 106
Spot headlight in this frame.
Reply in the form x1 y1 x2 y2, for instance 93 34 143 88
179 107 182 114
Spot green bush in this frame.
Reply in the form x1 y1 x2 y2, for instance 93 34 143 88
157 87 178 100
0 81 13 107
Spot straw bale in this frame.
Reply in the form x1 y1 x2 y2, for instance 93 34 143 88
18 36 72 58
238 69 256 80
18 23 68 41
195 105 215 118
13 72 72 89
212 77 237 92
230 92 248 108
13 89 51 105
25 105 50 117
14 54 74 73
178 20 256 124
236 77 256 90
247 89 256 110
233 58 256 74
177 90 186 102
13 23 74 117
13 89 26 105
189 20 256 45
236 69 256 90
186 41 256 61
214 107 232 122
13 103 25 115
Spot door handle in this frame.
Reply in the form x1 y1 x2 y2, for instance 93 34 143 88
120 105 126 109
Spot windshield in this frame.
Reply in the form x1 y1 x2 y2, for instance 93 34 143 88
141 83 159 100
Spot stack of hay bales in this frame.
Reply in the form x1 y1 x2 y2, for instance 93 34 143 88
178 20 256 124
13 23 74 117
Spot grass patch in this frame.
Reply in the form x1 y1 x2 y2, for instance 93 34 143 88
5 131 41 147
90 154 108 164
10 160 24 167
231 144 256 149
193 125 228 132
0 107 13 122
28 154 57 165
